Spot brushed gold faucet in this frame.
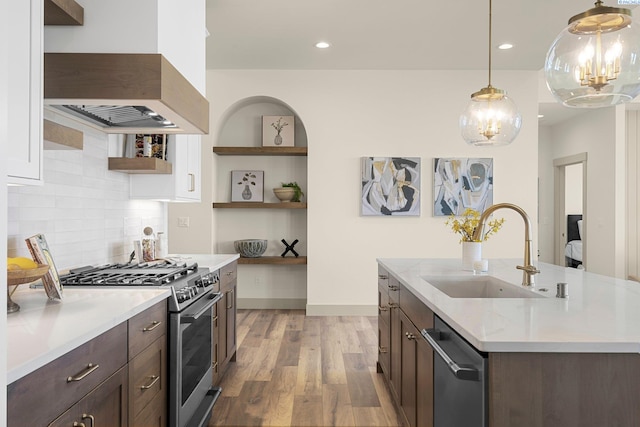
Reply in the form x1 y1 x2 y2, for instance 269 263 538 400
471 203 540 287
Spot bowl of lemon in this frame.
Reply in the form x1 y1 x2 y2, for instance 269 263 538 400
7 257 49 313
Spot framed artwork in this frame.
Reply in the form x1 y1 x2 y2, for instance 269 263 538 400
433 157 493 216
231 170 264 202
361 157 421 216
262 115 294 147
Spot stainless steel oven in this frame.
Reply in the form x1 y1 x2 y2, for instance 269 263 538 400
169 274 222 427
59 261 223 427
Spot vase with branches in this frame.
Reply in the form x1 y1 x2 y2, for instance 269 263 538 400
271 117 289 145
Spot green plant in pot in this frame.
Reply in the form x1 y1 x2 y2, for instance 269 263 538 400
282 182 304 202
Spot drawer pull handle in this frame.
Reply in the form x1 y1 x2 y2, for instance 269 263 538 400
226 271 233 277
378 305 388 312
140 375 160 390
83 414 95 427
73 413 94 427
378 346 388 354
212 361 218 372
67 363 100 382
388 285 399 291
143 320 162 332
405 332 416 340
378 274 388 280
388 302 398 308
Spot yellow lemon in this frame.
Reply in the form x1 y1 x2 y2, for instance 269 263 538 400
7 257 38 269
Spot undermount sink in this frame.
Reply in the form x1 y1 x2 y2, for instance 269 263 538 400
422 275 546 299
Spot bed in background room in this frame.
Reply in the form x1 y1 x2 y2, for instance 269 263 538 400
565 214 583 268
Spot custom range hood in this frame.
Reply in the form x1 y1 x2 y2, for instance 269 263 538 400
44 53 209 134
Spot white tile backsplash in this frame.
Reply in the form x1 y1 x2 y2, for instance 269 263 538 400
8 130 167 270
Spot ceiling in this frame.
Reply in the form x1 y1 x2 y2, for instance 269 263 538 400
205 0 636 125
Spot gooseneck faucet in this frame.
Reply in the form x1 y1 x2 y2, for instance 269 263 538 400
471 203 540 287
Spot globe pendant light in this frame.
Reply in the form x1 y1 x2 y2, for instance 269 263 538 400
545 1 640 108
460 0 521 146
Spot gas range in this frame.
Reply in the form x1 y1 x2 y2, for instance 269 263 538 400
59 260 219 312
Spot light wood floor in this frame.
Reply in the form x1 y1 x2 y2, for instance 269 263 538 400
210 309 402 427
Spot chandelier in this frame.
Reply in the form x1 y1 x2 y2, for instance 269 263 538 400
460 0 521 146
545 0 640 108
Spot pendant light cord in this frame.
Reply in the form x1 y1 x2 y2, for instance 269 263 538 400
488 0 492 87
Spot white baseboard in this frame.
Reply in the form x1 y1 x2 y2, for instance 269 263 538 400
305 304 377 316
238 298 306 310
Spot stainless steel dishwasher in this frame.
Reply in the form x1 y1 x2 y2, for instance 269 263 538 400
421 316 488 427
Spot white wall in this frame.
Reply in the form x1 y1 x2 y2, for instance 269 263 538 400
169 69 540 315
1 1 9 416
7 113 166 271
538 125 555 264
538 107 626 277
565 163 583 214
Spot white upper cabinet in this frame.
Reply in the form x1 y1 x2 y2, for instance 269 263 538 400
129 135 202 202
7 0 43 185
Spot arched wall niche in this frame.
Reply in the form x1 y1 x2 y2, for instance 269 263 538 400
215 95 308 147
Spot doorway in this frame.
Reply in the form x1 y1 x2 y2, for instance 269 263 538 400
553 153 587 268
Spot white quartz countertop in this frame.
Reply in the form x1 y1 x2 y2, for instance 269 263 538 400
377 258 640 354
7 253 239 384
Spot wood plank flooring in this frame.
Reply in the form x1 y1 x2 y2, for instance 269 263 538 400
210 309 402 427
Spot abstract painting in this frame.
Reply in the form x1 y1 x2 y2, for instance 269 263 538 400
433 158 493 216
262 116 295 147
361 157 421 216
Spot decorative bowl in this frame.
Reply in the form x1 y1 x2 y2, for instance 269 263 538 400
273 187 295 202
234 239 268 258
7 264 50 286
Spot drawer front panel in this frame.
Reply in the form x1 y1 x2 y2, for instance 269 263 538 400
378 283 390 326
49 366 128 427
8 322 127 427
129 300 167 359
220 261 237 290
129 336 167 423
400 282 434 331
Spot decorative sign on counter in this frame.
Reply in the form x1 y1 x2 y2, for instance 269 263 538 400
25 234 63 300
280 239 299 257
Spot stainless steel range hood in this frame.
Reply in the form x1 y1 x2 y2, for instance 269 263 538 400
44 53 209 134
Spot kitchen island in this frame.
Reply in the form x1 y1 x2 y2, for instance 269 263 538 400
377 258 640 427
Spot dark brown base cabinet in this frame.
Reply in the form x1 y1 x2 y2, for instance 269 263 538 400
8 300 167 427
212 261 238 386
377 266 434 427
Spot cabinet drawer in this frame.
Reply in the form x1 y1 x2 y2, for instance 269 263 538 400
400 282 434 331
378 283 390 326
129 336 167 425
129 300 167 359
8 322 127 427
388 275 401 304
378 265 389 287
49 366 128 427
220 261 237 290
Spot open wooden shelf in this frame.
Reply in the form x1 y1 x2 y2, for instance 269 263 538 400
108 157 172 174
237 256 307 265
43 119 83 150
44 0 84 25
213 202 307 209
213 146 307 156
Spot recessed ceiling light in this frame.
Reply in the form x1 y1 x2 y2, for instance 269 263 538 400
315 41 331 49
538 114 545 119
498 43 513 50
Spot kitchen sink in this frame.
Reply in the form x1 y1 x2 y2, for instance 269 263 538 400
422 275 546 299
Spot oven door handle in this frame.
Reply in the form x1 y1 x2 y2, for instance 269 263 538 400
181 292 222 324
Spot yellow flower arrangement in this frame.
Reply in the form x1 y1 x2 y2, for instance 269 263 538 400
445 207 505 243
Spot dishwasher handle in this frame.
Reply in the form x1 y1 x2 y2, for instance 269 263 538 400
421 328 480 382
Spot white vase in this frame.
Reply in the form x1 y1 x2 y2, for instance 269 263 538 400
462 241 482 271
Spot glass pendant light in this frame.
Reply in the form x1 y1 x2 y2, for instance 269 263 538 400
460 0 521 146
545 1 640 108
